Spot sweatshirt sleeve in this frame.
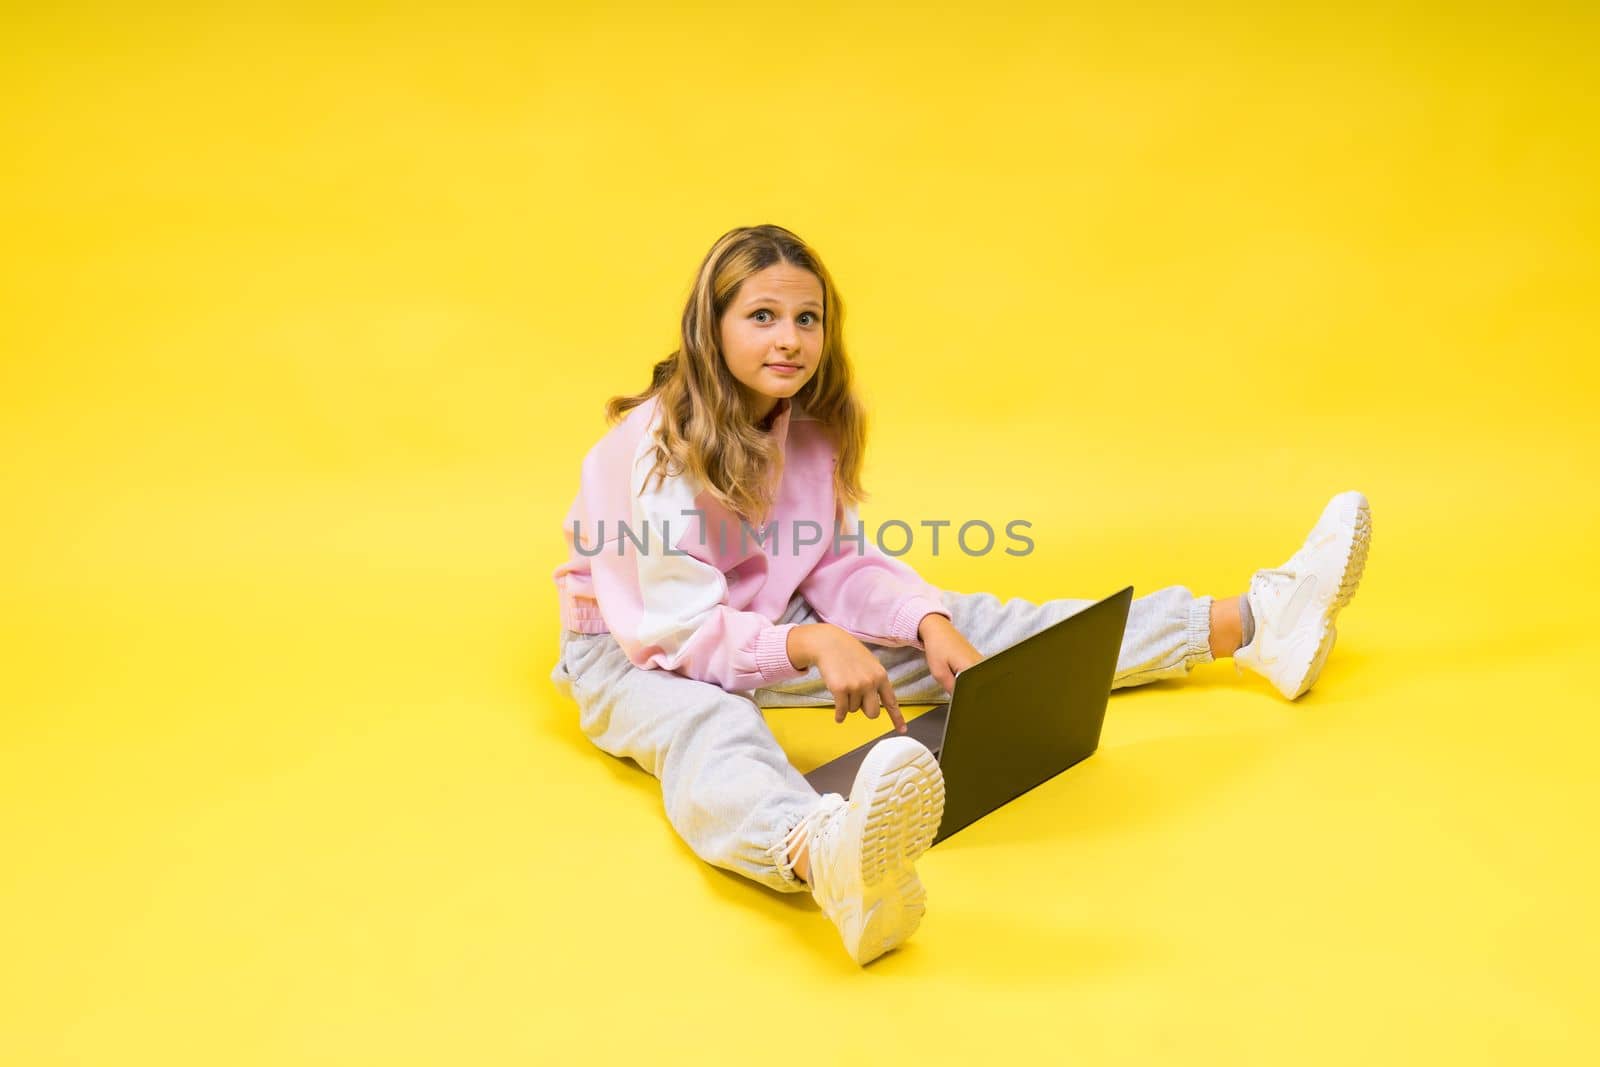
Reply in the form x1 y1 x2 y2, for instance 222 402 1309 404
796 502 951 648
586 447 809 693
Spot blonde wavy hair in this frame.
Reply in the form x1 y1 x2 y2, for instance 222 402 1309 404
606 224 868 526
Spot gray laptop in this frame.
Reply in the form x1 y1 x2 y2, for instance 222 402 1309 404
803 586 1133 845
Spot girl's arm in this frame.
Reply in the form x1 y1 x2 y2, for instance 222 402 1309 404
593 552 804 692
586 458 810 693
796 503 952 649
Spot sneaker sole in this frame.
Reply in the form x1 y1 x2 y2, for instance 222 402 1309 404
848 739 946 964
1287 493 1371 699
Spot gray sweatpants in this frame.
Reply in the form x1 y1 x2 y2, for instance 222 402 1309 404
550 587 1214 894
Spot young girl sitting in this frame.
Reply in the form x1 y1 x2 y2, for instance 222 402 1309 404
551 224 1371 966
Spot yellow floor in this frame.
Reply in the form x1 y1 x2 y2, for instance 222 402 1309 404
3 4 1597 1064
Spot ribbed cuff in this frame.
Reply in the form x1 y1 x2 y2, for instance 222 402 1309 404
891 595 951 649
754 622 803 683
1186 595 1215 666
558 593 609 633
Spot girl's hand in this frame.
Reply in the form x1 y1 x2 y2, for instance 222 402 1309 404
786 623 907 734
917 613 984 694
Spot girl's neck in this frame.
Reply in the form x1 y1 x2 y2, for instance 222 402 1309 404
752 395 789 431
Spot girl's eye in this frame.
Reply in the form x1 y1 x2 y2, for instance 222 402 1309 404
750 309 822 325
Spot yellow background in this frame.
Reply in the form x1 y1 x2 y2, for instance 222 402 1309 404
3 2 1597 1063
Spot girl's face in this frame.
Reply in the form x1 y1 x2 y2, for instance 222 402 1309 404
719 262 824 423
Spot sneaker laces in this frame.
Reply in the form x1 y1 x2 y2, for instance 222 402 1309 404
1248 563 1302 615
1236 566 1291 675
776 793 846 889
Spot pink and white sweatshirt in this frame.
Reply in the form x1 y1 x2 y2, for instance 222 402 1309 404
552 394 951 692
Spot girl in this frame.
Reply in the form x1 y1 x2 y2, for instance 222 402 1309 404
550 224 1370 966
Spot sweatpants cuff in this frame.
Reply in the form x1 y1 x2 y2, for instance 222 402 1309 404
767 802 820 894
1186 595 1216 667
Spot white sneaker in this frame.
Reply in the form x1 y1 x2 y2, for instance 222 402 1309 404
786 736 945 965
1235 490 1372 700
